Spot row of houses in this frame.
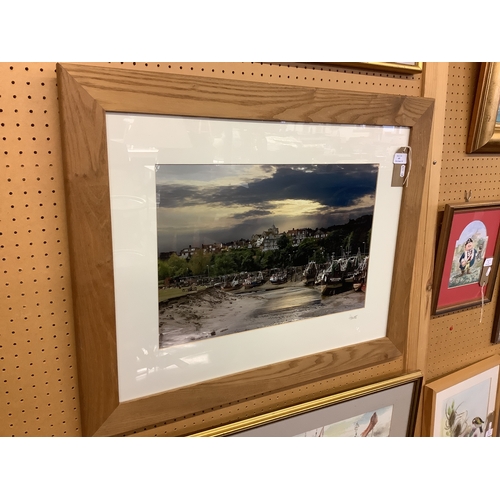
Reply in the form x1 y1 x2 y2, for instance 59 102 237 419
159 225 328 261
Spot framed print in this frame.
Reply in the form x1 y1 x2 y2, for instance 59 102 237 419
191 372 422 436
57 63 434 436
423 356 500 437
321 62 423 74
431 202 500 316
108 115 409 403
466 62 500 153
153 160 378 351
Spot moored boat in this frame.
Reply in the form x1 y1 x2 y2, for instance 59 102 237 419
353 256 368 293
243 271 265 289
320 274 343 296
319 259 340 296
270 270 287 284
302 261 317 286
221 277 242 291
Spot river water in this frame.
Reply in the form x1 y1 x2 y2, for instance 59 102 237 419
250 286 322 316
159 283 365 348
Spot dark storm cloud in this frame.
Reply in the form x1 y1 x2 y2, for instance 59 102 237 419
158 185 200 208
312 204 375 227
259 165 275 173
157 164 378 210
232 209 273 220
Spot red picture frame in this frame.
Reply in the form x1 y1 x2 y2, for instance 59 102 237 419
432 202 500 316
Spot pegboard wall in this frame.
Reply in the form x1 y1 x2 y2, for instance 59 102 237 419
0 61 492 437
0 63 78 436
427 63 500 381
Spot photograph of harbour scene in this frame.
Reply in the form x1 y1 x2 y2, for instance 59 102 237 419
157 163 378 348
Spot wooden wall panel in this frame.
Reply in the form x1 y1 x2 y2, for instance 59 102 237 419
0 63 80 436
427 62 500 381
1 61 434 437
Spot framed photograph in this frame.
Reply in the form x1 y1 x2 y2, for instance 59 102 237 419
431 201 500 316
321 62 423 74
423 356 500 437
191 372 422 436
57 63 433 436
467 62 500 153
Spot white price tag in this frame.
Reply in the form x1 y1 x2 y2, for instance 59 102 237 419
394 153 408 164
484 257 493 267
391 147 411 187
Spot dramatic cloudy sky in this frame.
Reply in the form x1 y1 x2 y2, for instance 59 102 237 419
156 163 378 253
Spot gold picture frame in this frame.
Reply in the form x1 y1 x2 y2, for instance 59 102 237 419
322 62 423 74
423 356 500 437
467 62 500 153
347 62 423 74
191 372 422 436
57 63 433 436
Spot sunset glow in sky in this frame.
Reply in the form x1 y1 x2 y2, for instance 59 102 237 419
156 163 379 253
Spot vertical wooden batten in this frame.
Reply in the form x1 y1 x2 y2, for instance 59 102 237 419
411 62 450 435
411 62 449 372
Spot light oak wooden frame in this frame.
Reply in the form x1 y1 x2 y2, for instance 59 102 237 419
431 201 500 316
467 63 500 154
422 355 500 437
57 63 434 436
191 371 422 436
